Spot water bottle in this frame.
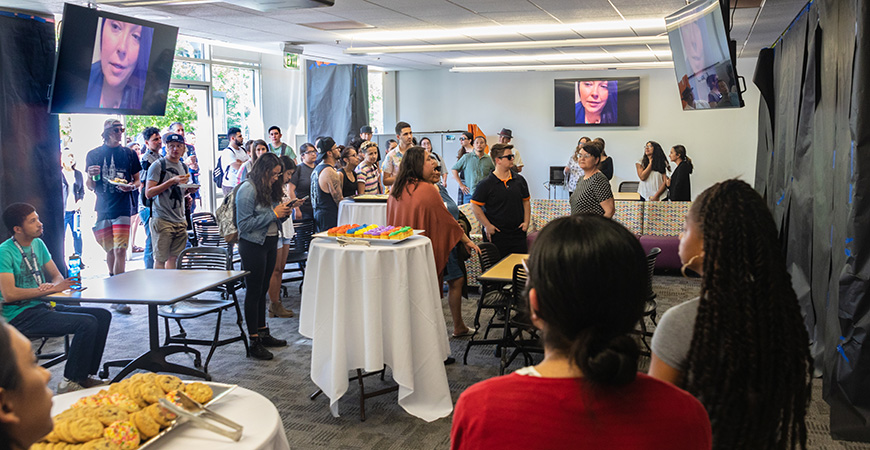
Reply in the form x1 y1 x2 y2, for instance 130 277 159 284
68 254 81 289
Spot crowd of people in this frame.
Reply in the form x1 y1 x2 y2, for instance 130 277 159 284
0 117 815 450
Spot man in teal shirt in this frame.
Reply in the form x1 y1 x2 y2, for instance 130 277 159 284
0 203 111 393
268 126 296 161
452 135 495 200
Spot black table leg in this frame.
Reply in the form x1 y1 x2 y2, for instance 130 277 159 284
103 305 211 382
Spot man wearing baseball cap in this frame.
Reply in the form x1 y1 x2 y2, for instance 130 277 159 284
359 125 373 142
85 119 142 314
144 133 197 269
497 128 524 173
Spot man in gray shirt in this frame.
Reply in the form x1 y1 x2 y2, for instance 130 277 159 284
144 133 197 269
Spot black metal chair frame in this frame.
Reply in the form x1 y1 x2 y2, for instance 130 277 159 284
158 247 249 373
499 264 543 374
618 181 640 193
309 365 396 422
30 334 70 369
281 219 315 297
635 247 661 356
463 243 512 364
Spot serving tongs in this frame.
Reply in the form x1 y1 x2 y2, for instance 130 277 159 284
158 391 243 441
336 236 371 247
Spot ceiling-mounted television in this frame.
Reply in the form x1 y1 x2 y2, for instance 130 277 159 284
665 0 744 110
49 3 178 115
554 77 640 127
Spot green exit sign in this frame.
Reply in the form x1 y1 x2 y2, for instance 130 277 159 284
284 52 300 70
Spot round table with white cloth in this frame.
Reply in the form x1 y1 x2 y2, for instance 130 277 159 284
298 235 452 422
337 200 387 226
51 384 290 450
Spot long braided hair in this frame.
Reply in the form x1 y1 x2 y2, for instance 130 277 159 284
684 179 812 450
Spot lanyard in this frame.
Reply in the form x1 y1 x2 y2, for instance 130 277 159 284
12 238 44 286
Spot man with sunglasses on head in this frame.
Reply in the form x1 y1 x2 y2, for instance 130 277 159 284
469 143 530 257
86 119 141 314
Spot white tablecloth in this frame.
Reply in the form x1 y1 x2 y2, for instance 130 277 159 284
298 235 452 422
337 200 388 226
51 385 290 450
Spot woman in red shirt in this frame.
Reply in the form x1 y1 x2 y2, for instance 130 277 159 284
451 214 712 450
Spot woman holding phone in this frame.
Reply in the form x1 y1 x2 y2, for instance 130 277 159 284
235 153 291 360
268 156 304 318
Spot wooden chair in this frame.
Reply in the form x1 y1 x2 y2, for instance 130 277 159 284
463 243 511 364
157 247 249 373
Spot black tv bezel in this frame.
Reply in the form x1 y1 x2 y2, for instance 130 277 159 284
49 3 179 116
554 76 641 128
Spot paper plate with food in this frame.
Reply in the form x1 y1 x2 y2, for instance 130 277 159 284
107 177 132 186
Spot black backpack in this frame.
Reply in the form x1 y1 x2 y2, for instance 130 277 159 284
212 163 224 188
142 158 188 210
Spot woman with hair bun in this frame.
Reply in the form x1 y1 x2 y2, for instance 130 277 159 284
649 179 812 450
451 215 711 450
666 144 693 201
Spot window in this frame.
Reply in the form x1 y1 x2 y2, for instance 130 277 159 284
368 70 384 134
212 64 260 138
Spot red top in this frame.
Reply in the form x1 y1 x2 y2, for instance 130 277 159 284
451 372 711 450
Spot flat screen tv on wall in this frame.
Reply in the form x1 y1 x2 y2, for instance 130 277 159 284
49 3 179 116
665 0 744 110
554 77 640 127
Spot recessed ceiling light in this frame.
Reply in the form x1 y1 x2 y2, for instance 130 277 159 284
300 20 374 31
447 50 673 64
345 36 670 55
449 61 673 73
345 19 665 42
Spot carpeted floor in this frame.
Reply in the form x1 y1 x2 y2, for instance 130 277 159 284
36 274 870 449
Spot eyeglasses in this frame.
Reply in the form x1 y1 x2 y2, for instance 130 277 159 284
498 154 515 160
111 126 125 133
303 150 316 155
458 137 467 141
577 153 593 159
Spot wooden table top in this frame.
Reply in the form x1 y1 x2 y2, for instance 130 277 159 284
477 253 529 283
613 192 642 201
46 269 248 305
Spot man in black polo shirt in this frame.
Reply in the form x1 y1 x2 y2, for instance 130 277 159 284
470 143 530 257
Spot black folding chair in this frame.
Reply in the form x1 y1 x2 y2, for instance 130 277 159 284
499 264 543 374
463 243 512 364
281 219 315 296
28 334 70 369
635 247 661 356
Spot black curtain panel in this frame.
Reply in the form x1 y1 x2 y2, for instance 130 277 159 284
306 62 369 146
0 10 65 273
755 0 870 441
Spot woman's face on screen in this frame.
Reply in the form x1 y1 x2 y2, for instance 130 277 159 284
100 19 142 89
578 81 609 116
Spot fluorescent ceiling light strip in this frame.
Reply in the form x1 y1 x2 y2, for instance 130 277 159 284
345 35 670 55
346 19 665 42
449 61 673 73
448 50 673 64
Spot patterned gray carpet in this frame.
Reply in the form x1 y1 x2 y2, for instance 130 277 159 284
36 274 870 449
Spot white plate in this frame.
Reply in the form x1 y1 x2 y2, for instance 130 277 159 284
107 179 132 186
313 229 424 244
178 184 200 189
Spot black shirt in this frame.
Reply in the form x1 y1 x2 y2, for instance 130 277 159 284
339 168 357 197
85 144 142 220
668 161 692 201
290 162 315 219
600 157 614 180
470 172 530 230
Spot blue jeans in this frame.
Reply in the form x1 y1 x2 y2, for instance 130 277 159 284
10 303 111 382
64 211 82 255
140 208 154 269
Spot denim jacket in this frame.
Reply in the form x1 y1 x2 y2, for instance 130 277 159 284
235 181 285 245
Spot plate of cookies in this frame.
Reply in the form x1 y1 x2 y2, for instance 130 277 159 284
32 373 236 450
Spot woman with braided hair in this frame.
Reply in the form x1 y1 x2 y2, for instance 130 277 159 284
451 215 711 449
649 179 812 450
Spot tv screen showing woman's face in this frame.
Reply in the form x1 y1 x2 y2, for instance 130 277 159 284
99 19 144 88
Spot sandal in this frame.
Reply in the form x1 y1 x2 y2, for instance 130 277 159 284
452 329 476 338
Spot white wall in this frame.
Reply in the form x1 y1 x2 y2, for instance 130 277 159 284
390 58 760 200
260 53 305 141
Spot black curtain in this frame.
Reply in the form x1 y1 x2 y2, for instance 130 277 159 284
755 0 870 441
0 10 65 273
306 62 369 146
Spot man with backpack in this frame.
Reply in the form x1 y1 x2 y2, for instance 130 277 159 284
138 127 162 269
144 133 198 269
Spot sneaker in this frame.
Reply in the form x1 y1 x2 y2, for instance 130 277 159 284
80 376 110 389
249 338 274 360
111 303 132 314
259 328 287 347
57 378 85 394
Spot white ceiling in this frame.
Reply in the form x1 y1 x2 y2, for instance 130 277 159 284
1 0 808 70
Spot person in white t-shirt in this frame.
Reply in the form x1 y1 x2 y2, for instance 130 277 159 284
635 141 671 201
219 127 248 195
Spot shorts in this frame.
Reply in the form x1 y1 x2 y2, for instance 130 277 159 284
150 217 188 263
93 216 131 252
443 246 465 282
278 237 293 247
